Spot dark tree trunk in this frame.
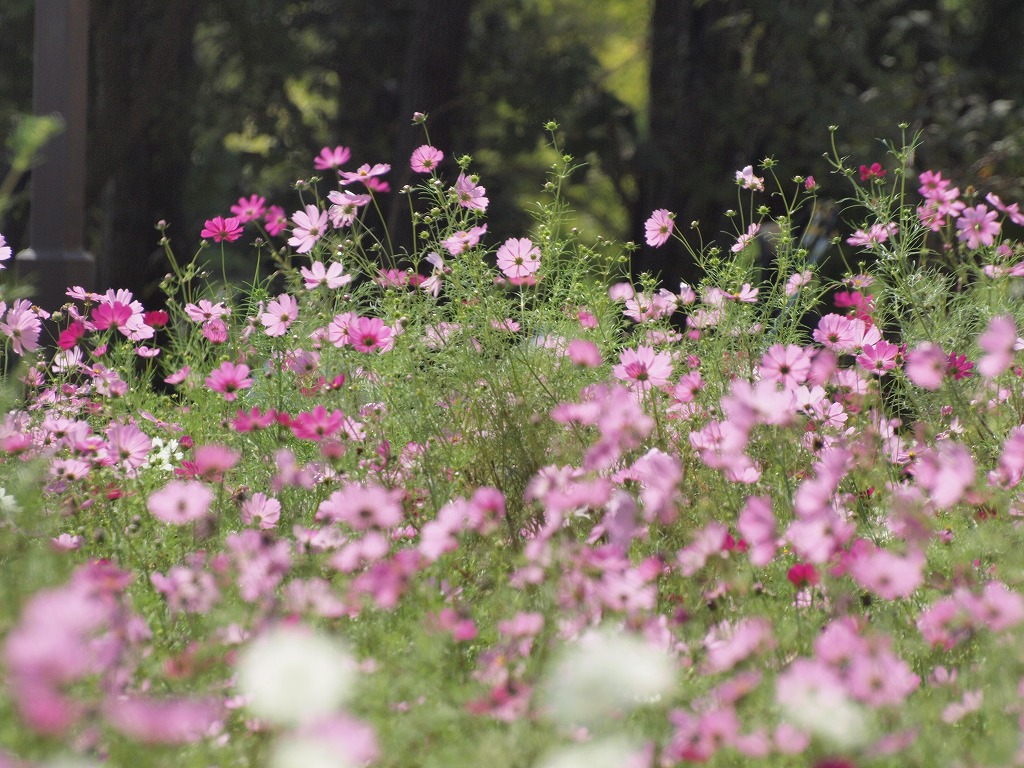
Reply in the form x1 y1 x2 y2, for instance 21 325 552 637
385 0 475 259
89 0 203 304
633 0 740 290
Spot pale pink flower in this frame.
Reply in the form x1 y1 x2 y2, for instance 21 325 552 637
846 222 897 248
148 480 214 525
0 299 41 355
612 346 673 391
759 344 811 389
495 238 540 278
240 492 282 529
956 204 1000 249
300 261 352 290
410 145 444 173
904 342 947 390
566 339 601 367
106 422 152 470
261 293 299 337
455 173 488 211
644 209 674 247
785 270 812 296
104 695 220 744
0 233 10 268
731 222 761 253
317 482 404 531
326 189 371 228
848 545 925 600
288 205 329 254
737 496 777 566
443 224 487 255
339 162 390 187
184 299 230 323
985 192 1024 226
736 165 764 191
977 314 1017 378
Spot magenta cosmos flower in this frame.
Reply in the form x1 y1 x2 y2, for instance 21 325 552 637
645 209 675 247
288 205 329 254
230 195 266 223
314 145 351 170
496 238 540 279
612 346 673 391
410 145 444 173
201 216 243 243
205 361 253 401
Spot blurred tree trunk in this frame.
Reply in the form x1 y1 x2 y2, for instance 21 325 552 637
385 0 475 258
89 0 202 303
633 0 740 290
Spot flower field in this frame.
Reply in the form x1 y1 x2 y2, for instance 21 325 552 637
1 125 1024 768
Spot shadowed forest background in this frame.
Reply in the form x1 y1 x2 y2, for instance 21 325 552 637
1 0 1023 302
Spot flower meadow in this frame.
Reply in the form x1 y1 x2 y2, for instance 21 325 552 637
4 122 1024 768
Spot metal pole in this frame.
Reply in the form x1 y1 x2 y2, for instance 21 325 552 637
16 0 95 313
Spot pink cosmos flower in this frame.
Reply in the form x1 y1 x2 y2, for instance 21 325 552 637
317 482 404 531
612 346 673 391
410 145 444 173
240 492 282 529
846 222 897 248
956 204 1000 249
977 314 1018 378
205 361 253 400
347 316 395 352
732 222 761 253
645 209 674 247
184 299 230 323
314 145 352 170
904 342 947 390
326 190 371 228
229 195 267 223
261 293 299 337
785 270 813 296
0 233 10 268
264 205 289 237
288 205 329 254
813 313 857 352
736 165 764 191
443 224 488 255
339 163 390 186
0 300 42 355
985 192 1024 226
200 216 243 243
496 238 541 279
759 344 811 388
856 339 900 375
106 422 153 470
455 173 488 211
148 480 214 525
566 339 602 367
859 162 886 181
300 261 352 290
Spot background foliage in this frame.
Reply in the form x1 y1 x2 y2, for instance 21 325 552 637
1 0 1023 298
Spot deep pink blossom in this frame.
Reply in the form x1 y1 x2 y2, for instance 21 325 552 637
313 145 351 170
230 195 266 223
200 215 243 243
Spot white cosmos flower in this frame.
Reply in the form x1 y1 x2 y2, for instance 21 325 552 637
236 625 356 726
540 625 676 726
